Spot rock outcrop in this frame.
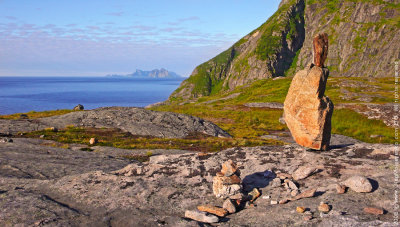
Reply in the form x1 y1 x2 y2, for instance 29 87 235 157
0 107 231 139
284 33 333 150
0 136 396 226
168 0 398 100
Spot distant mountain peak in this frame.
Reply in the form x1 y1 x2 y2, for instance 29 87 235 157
106 68 182 78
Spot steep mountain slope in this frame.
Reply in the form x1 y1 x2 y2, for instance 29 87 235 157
170 0 399 100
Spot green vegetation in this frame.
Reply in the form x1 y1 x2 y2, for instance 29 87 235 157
22 126 283 153
158 75 395 144
0 109 79 120
332 109 393 143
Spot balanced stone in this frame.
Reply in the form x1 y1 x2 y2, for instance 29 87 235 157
284 33 333 150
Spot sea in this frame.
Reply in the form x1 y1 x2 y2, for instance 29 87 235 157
0 77 185 115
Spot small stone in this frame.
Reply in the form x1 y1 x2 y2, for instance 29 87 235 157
277 173 292 179
45 127 58 132
229 193 245 200
304 215 313 221
279 116 286 125
223 199 236 214
291 190 299 197
19 114 29 119
285 179 298 190
89 138 97 145
221 160 238 176
296 206 306 213
336 184 346 194
248 188 261 202
318 203 330 213
0 137 13 143
39 135 45 138
313 33 328 67
222 175 241 185
73 104 84 110
279 199 289 204
293 188 317 200
342 175 373 193
197 205 228 217
262 195 271 199
271 200 278 205
292 166 317 181
364 207 384 215
185 210 219 223
271 178 282 187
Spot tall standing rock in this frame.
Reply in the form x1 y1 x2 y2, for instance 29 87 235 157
283 33 333 150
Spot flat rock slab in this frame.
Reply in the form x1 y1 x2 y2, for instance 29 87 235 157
0 107 231 138
0 138 130 180
0 137 396 226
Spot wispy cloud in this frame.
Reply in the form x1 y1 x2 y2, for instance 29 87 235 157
167 16 200 25
5 16 17 20
107 11 124 17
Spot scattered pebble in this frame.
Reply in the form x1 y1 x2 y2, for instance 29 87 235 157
296 206 306 213
292 166 317 181
271 200 278 205
271 178 282 187
285 179 298 190
336 184 346 194
304 215 313 221
185 210 219 223
223 199 236 214
277 173 292 179
293 188 316 200
262 195 271 199
248 188 261 202
364 207 384 215
318 203 331 213
89 138 97 145
342 175 373 193
0 137 13 143
279 199 289 204
197 205 228 217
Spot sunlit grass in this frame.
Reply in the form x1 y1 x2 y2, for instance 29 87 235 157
0 109 79 119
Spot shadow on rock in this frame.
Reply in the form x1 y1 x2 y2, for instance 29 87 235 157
369 178 379 192
329 143 355 149
242 170 275 193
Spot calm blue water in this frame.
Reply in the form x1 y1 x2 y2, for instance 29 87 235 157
0 77 184 115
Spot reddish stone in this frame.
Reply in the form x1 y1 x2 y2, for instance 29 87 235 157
313 33 328 67
364 207 384 215
197 205 228 217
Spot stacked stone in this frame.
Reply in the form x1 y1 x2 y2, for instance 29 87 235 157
212 160 242 199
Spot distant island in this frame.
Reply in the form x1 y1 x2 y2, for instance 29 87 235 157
106 68 182 78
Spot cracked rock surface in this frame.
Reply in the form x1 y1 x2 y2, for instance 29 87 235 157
0 107 231 138
0 134 397 226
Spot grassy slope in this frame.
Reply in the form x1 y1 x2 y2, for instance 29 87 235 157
170 0 301 98
153 76 395 144
0 109 77 120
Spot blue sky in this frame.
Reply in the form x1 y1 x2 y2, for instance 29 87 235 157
0 0 281 77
